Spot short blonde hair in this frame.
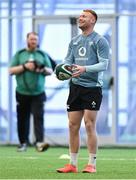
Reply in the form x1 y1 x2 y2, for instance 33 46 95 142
83 9 98 22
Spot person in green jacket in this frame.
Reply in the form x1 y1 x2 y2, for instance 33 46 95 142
9 32 53 152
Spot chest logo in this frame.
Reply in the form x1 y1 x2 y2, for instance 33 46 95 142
78 47 86 57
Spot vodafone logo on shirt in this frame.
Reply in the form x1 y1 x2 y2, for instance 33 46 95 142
78 47 86 56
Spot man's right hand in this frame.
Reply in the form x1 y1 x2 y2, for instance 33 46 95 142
24 62 35 71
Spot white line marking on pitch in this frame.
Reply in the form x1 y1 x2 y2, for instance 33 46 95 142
2 156 136 161
0 156 38 160
80 157 136 161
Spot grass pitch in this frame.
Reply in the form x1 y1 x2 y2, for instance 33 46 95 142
0 145 136 179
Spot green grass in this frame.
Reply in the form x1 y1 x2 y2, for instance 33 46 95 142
0 145 136 179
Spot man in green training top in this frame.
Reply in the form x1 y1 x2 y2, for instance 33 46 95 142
9 32 53 152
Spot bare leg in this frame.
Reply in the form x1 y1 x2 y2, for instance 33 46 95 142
84 110 98 154
56 110 83 172
68 111 83 153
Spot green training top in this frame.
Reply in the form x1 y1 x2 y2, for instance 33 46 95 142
10 48 52 95
64 31 110 87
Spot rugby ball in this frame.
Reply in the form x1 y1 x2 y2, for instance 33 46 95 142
55 63 72 81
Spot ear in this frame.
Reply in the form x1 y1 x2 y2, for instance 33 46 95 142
91 18 96 24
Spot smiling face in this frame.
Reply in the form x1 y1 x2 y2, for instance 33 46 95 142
78 10 97 32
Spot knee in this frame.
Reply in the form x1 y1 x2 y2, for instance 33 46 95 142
85 121 95 133
69 121 79 133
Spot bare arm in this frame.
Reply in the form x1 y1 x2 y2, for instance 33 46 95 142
44 67 53 75
9 62 53 76
9 62 36 75
9 65 25 75
35 66 53 76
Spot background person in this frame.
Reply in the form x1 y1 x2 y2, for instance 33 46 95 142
57 9 109 173
9 32 53 152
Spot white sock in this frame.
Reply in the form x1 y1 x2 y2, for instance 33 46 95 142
88 153 96 167
70 152 78 166
36 142 43 147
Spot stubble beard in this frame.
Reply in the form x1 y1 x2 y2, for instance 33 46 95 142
27 42 37 51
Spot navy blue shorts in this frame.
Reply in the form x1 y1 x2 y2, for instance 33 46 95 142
67 83 102 111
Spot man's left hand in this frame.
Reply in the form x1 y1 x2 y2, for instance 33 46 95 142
72 64 86 77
